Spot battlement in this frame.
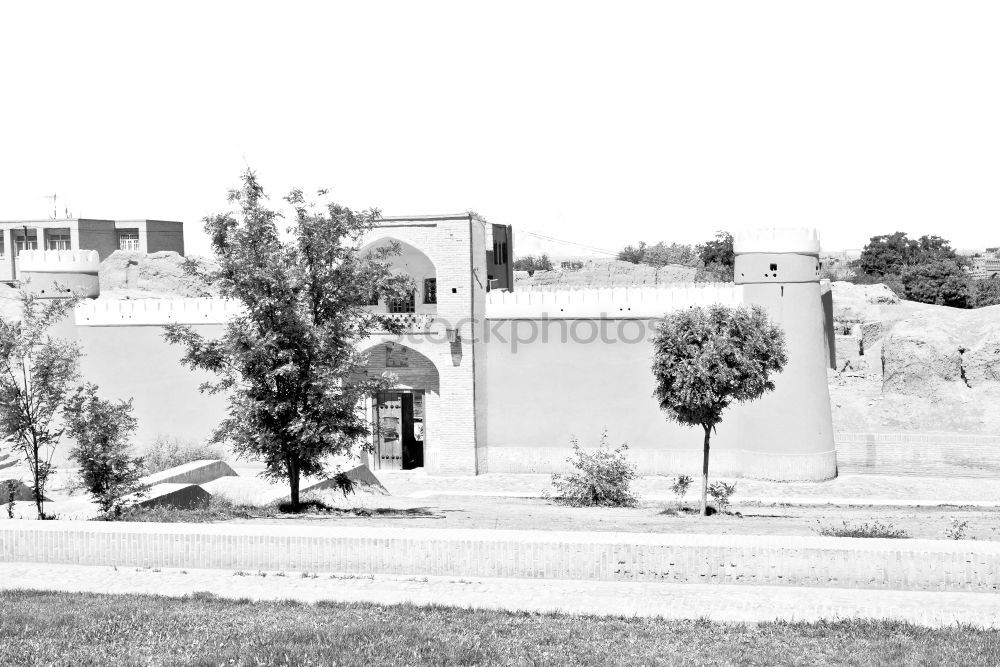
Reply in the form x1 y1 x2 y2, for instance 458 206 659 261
486 284 744 319
75 298 244 326
734 228 821 255
17 249 101 273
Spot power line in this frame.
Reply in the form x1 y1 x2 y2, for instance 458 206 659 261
516 229 620 256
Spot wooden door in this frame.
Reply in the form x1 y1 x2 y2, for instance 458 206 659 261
373 392 403 470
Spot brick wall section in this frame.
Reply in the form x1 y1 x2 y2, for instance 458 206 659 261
3 521 999 592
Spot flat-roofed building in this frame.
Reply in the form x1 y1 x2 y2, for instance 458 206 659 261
0 218 183 283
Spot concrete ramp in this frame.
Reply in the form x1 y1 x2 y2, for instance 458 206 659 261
302 465 389 496
134 483 212 510
140 460 237 488
0 479 45 502
201 476 289 507
0 452 19 472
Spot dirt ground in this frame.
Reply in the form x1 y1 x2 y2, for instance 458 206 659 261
233 494 1000 541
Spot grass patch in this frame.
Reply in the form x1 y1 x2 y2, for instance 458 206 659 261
659 502 717 517
1 590 998 666
275 497 335 513
100 494 437 523
274 499 437 518
816 520 911 539
108 497 275 523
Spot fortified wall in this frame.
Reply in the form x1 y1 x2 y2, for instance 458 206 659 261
9 226 838 482
483 228 837 481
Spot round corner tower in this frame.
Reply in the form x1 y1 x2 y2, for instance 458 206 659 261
17 249 101 299
733 228 837 481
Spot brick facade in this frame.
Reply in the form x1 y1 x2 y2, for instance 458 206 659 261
358 215 487 475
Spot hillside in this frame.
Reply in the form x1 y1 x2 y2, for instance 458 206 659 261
829 282 1000 434
515 258 697 287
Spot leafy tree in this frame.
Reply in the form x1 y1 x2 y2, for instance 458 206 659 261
63 383 145 517
617 242 647 264
618 241 702 268
971 277 1000 308
0 291 80 519
900 259 971 308
651 305 786 515
693 262 735 283
643 242 701 268
696 231 734 269
857 232 962 278
856 232 914 277
164 170 411 507
914 234 962 263
692 231 735 282
513 254 553 275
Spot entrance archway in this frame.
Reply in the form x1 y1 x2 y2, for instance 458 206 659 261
360 341 440 471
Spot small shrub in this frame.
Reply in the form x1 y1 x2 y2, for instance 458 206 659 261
670 475 693 502
946 518 969 540
547 430 638 507
63 384 146 517
816 520 910 539
707 481 737 514
144 435 224 474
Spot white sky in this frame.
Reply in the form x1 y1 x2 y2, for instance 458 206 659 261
2 1 998 257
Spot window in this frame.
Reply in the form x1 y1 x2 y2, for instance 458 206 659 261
388 291 415 313
47 233 71 251
492 241 508 265
365 291 380 306
14 230 38 255
423 278 437 304
118 232 140 251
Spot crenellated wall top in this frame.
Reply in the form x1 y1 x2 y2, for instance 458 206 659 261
75 298 244 326
734 228 821 255
486 284 744 319
17 249 101 273
74 285 751 325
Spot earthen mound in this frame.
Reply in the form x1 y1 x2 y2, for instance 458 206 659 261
99 251 219 298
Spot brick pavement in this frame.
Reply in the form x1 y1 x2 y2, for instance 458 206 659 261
4 520 1000 592
2 562 998 629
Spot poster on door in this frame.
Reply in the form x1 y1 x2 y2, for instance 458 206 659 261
412 392 424 442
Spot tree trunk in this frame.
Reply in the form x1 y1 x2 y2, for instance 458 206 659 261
700 424 711 517
31 442 44 519
288 458 300 508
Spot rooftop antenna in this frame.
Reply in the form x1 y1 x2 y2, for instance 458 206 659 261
43 193 57 219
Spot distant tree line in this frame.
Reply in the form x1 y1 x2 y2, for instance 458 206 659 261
848 232 1000 309
616 231 735 283
614 228 999 308
513 254 554 276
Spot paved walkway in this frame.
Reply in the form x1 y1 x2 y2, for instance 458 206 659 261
372 471 1000 507
2 562 999 629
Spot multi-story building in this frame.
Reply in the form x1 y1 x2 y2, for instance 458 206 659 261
969 248 1000 280
0 218 184 283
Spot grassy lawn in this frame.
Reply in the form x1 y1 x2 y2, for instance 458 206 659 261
2 590 999 666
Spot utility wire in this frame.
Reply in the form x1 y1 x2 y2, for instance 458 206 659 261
516 229 621 256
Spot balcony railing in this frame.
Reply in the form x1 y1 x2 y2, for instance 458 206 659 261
371 312 436 333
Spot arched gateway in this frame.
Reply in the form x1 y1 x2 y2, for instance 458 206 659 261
359 342 441 471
